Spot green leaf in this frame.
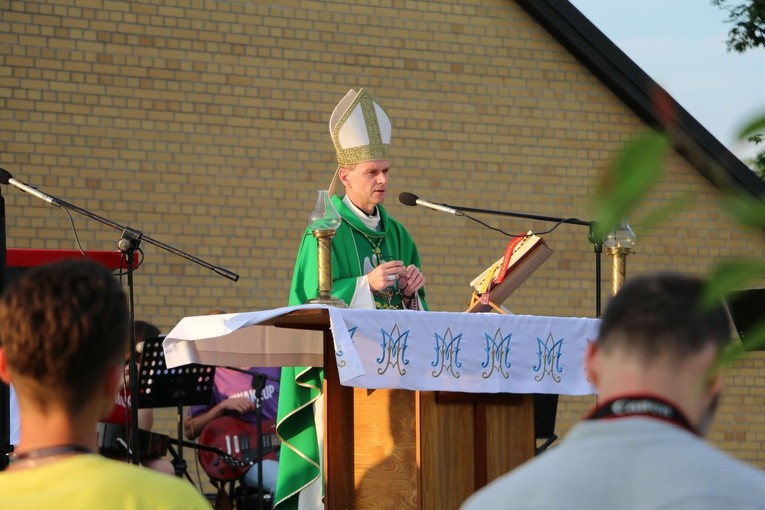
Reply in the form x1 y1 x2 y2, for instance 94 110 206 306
714 321 765 374
713 342 745 374
701 259 765 310
739 320 765 353
721 193 765 229
738 113 765 139
635 192 694 233
592 132 670 240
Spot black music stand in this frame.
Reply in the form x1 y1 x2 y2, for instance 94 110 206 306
221 367 281 510
137 336 216 478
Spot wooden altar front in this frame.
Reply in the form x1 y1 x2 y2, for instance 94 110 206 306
262 308 535 510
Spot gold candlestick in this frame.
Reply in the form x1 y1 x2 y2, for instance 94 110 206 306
307 190 347 308
603 218 636 296
606 246 631 296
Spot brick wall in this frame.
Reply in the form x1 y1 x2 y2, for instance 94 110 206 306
2 0 765 482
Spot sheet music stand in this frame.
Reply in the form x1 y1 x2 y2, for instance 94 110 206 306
137 336 216 478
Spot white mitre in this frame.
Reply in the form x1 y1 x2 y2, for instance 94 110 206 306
329 88 391 166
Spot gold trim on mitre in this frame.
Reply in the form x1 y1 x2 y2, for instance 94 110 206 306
329 88 391 166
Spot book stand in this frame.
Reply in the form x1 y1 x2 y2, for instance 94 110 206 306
466 236 553 313
467 291 511 314
137 337 216 478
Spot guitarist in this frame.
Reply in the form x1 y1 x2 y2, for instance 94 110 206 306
184 365 281 499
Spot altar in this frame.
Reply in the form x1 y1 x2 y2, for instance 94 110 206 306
164 305 598 509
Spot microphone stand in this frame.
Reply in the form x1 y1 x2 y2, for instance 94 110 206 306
1 171 239 465
442 202 603 317
252 373 265 510
223 366 280 510
0 187 9 470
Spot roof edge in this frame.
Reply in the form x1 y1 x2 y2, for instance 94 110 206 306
514 0 765 198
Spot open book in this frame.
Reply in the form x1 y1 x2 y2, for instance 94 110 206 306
467 233 553 313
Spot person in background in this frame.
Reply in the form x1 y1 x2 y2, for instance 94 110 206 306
461 272 765 510
9 384 20 449
185 308 280 504
0 259 208 509
101 320 175 475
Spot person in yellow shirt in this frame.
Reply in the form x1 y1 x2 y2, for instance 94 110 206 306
0 259 210 509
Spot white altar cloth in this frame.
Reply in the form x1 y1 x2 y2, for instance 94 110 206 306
163 305 598 396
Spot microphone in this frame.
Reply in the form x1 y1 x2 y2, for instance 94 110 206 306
399 192 463 216
0 168 60 206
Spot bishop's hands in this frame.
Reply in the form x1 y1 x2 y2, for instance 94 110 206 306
369 260 425 301
369 260 406 291
397 264 424 300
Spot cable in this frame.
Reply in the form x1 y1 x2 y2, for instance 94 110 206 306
462 212 573 238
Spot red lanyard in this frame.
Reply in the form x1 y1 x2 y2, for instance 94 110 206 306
587 395 699 436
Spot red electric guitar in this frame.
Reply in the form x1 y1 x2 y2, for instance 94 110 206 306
198 416 280 481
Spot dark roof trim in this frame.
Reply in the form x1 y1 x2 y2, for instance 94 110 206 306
515 0 765 197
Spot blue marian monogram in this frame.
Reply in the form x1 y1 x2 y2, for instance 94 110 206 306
336 326 357 368
534 332 564 383
482 328 512 378
376 323 410 376
431 327 462 378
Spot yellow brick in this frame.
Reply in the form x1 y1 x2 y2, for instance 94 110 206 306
2 0 765 475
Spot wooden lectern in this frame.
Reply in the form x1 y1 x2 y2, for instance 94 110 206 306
261 308 536 510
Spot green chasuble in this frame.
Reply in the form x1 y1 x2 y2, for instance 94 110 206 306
274 195 428 510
